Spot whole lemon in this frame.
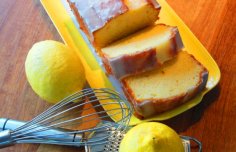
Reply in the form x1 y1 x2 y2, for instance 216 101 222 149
25 40 86 103
119 122 184 152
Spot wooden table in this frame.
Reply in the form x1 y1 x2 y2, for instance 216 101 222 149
0 0 235 151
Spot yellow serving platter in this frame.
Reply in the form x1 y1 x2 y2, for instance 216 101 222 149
41 0 220 125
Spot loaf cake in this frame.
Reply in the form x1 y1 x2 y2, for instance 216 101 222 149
67 0 161 48
101 24 184 79
122 51 208 119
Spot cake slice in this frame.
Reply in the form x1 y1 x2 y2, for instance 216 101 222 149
67 0 161 48
121 51 208 119
101 24 184 79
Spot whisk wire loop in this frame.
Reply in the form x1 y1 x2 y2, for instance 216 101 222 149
1 88 133 147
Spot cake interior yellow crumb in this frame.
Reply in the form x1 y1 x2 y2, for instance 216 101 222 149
124 52 203 100
102 25 172 60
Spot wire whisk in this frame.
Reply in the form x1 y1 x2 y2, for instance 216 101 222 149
0 88 133 148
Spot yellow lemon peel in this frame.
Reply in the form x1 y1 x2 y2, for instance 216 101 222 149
119 122 184 152
25 40 86 103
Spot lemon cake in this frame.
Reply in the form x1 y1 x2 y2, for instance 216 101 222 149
67 0 161 48
101 24 184 79
122 51 209 118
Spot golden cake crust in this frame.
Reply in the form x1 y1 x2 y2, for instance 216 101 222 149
68 0 128 41
67 0 161 48
121 52 209 119
101 25 183 79
102 48 159 78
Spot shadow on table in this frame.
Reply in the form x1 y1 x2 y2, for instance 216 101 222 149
161 85 220 133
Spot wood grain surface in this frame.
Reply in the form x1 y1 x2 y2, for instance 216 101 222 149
0 0 235 152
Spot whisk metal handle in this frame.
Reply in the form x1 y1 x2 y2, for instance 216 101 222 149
0 130 14 148
0 118 83 144
0 118 21 131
